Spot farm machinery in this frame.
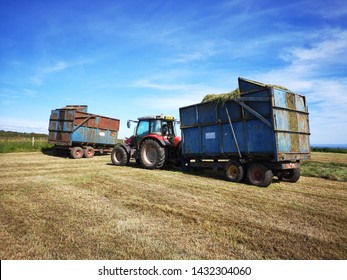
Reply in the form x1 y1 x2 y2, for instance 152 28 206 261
111 115 182 169
110 78 310 187
48 78 309 187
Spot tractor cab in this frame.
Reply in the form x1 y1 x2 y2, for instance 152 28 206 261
127 115 180 148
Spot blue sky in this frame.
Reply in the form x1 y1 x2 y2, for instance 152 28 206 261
1 0 346 144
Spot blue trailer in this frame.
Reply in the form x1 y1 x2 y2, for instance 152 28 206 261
179 78 310 187
48 105 120 158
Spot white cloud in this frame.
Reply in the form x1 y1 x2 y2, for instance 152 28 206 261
281 30 347 67
305 0 347 19
30 61 71 85
29 60 84 85
169 41 218 64
0 88 38 105
131 77 230 110
132 79 186 91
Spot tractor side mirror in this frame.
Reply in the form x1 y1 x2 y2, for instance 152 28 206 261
127 120 131 129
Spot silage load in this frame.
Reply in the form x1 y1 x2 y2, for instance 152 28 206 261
201 84 289 103
201 88 240 103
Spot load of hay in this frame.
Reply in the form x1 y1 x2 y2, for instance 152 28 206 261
201 84 288 103
201 88 240 103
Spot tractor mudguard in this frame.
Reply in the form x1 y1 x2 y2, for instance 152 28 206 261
172 136 181 147
140 135 168 147
117 143 131 155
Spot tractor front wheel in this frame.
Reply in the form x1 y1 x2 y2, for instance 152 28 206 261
111 146 129 166
140 139 166 169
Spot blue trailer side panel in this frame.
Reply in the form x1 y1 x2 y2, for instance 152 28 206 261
201 125 220 154
246 119 274 153
222 122 245 153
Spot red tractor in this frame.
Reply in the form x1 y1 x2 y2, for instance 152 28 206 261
111 115 181 169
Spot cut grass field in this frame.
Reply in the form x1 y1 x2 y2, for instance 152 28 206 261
0 152 346 260
301 152 347 182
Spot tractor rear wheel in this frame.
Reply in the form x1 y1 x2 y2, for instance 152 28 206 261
140 139 166 169
247 163 273 187
111 146 129 166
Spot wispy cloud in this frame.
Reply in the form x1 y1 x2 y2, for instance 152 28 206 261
169 41 218 64
42 61 70 74
304 0 347 19
29 60 87 85
30 61 71 85
0 88 38 105
281 29 347 68
132 79 185 91
131 76 230 110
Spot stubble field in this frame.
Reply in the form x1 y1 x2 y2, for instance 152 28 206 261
0 152 346 259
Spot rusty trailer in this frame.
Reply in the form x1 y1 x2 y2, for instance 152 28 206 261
179 78 311 187
48 105 120 158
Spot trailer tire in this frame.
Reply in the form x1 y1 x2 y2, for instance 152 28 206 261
278 168 300 183
83 146 95 158
225 160 244 182
111 146 129 166
140 139 166 169
70 147 83 159
247 163 273 187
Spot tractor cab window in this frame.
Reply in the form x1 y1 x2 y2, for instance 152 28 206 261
150 120 162 135
136 120 149 138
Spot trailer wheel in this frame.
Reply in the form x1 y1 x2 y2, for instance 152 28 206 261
111 146 129 166
83 146 95 158
278 168 300 183
225 160 244 182
140 139 166 169
70 147 83 159
247 163 273 187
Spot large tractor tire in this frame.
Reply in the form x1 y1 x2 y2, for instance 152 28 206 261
246 163 273 187
225 160 244 182
70 147 83 159
111 145 129 166
140 139 166 169
277 168 300 183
